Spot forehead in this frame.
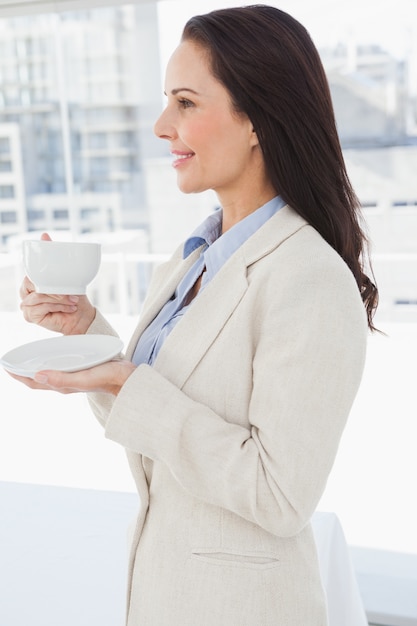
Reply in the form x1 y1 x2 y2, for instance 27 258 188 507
164 39 217 91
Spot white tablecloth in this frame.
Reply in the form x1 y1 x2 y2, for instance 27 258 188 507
0 482 367 626
313 511 368 626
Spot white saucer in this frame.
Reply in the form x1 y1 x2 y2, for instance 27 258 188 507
1 334 124 379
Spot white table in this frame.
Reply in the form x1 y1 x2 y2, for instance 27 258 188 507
0 482 367 626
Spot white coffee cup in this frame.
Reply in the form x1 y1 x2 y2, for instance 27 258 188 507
22 240 101 295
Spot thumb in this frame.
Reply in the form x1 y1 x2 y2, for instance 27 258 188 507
41 232 52 241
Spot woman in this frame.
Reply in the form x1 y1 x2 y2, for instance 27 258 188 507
15 6 378 625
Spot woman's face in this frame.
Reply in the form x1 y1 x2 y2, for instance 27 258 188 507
154 40 260 200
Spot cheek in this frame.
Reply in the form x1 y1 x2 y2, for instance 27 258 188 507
182 118 218 150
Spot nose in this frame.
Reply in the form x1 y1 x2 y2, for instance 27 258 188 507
154 107 176 141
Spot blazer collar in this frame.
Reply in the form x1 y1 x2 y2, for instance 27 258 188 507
127 205 307 389
239 204 307 267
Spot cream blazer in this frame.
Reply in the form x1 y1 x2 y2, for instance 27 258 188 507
87 205 368 626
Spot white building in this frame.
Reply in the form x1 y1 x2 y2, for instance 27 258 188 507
26 191 122 234
0 4 164 250
0 123 27 247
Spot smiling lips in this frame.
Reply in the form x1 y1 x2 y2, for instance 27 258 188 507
171 151 195 168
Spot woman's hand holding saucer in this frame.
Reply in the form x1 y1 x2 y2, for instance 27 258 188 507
7 358 136 396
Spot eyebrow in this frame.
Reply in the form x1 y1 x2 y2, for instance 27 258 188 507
165 88 200 96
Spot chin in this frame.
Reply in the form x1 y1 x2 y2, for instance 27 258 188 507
176 178 207 195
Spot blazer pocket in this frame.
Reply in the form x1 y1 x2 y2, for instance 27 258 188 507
191 548 280 570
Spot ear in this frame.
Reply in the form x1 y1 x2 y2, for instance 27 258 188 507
249 126 259 148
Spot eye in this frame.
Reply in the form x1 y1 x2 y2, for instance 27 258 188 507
178 98 194 109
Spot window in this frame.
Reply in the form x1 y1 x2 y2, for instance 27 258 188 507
88 133 107 150
80 207 99 218
392 200 417 208
112 130 133 148
53 208 69 219
0 160 12 172
0 185 15 198
0 137 10 154
394 299 417 305
90 157 108 177
113 155 134 172
0 211 17 223
27 209 45 220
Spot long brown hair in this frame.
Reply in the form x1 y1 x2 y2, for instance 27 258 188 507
182 5 378 330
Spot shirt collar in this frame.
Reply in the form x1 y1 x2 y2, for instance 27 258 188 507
183 209 222 258
183 195 286 279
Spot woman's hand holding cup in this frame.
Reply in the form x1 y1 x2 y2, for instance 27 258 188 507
20 233 99 335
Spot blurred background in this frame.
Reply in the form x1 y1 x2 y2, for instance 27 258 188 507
0 1 416 624
0 0 416 317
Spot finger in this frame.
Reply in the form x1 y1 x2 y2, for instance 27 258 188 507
41 232 52 241
20 301 78 323
21 299 78 314
6 371 50 390
20 291 78 319
22 291 79 306
33 369 86 393
19 275 36 299
32 360 133 395
6 369 75 392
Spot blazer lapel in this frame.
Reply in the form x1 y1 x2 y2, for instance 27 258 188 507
149 205 308 390
152 250 249 389
124 248 202 360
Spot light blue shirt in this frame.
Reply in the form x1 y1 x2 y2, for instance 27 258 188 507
132 195 285 366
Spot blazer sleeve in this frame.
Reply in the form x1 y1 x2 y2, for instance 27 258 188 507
102 248 368 537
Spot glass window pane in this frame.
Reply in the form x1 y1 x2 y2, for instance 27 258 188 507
0 137 11 153
0 184 15 198
0 160 12 171
0 210 17 223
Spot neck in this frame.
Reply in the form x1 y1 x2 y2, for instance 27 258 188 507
214 151 277 232
219 188 277 233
